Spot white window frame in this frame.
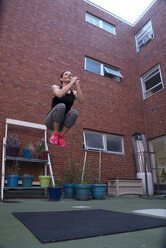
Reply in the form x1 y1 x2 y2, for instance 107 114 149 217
135 20 154 52
85 57 123 82
83 130 124 155
86 12 116 35
141 64 164 99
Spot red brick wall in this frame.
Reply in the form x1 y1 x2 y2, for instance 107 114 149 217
132 0 166 140
0 0 165 185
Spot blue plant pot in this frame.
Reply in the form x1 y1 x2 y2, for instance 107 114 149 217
92 184 106 199
21 175 34 187
23 148 32 158
63 184 76 198
48 187 62 201
75 184 92 201
7 175 20 187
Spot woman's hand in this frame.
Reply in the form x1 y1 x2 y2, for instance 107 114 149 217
71 76 79 85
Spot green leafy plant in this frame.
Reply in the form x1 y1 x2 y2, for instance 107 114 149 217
55 176 62 187
35 139 45 156
24 142 35 150
9 161 20 175
65 158 78 184
51 175 62 187
80 160 93 185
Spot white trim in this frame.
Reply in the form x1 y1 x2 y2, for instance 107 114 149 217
6 118 47 130
133 0 157 26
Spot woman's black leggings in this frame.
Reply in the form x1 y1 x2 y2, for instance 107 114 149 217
45 103 78 131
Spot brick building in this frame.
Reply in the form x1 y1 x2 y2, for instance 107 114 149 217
0 0 165 193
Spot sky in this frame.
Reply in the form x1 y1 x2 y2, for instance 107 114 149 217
87 0 156 24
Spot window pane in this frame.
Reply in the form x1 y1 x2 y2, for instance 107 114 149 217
146 84 163 98
86 13 100 27
144 68 159 81
104 66 123 78
106 135 123 153
85 58 101 75
84 132 103 150
102 21 115 34
145 73 161 91
142 65 164 99
135 20 153 52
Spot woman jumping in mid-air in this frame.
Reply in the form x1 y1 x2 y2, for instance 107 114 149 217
45 71 84 147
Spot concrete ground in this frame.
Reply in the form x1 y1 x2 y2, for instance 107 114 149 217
0 196 166 248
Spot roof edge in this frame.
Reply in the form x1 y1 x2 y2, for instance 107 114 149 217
83 0 157 27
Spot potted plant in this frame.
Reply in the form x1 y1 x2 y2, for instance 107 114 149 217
22 142 34 158
6 134 20 157
35 139 48 160
63 158 78 198
48 176 62 201
75 158 92 201
7 161 20 187
91 150 106 199
21 174 34 187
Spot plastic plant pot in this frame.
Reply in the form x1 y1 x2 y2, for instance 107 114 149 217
91 184 106 199
48 187 62 201
7 175 20 187
23 148 32 158
38 175 51 187
63 184 76 198
21 175 34 187
75 184 92 201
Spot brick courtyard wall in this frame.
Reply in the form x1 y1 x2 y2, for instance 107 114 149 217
132 0 166 141
0 0 165 186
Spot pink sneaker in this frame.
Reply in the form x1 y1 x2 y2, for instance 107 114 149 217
58 135 66 147
50 132 59 144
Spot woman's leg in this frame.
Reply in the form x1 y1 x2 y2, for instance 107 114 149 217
58 109 78 146
45 103 66 143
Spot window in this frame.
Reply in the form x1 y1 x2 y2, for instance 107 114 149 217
135 20 154 52
86 12 116 35
85 57 123 82
141 65 164 99
83 130 124 154
149 136 166 184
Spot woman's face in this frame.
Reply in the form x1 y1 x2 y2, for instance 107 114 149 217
60 71 72 83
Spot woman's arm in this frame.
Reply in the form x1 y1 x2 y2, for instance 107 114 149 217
74 79 84 104
52 77 77 98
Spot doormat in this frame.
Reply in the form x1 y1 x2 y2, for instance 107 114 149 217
12 209 166 243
